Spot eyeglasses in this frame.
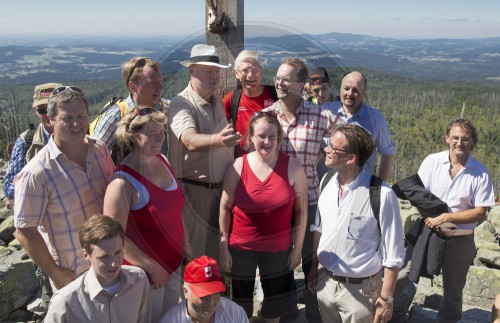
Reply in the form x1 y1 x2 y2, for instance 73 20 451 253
126 58 147 85
450 136 472 144
253 134 277 142
326 143 351 155
50 86 84 98
238 67 261 76
274 77 293 85
35 105 48 115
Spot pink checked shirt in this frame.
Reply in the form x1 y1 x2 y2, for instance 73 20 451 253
264 99 342 204
14 136 114 277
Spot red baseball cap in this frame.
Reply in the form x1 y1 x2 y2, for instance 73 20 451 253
184 256 226 298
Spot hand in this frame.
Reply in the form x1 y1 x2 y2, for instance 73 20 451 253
374 297 393 323
287 247 301 270
219 124 242 148
4 198 13 210
424 213 447 230
219 245 232 273
306 265 318 294
51 267 76 290
148 261 169 289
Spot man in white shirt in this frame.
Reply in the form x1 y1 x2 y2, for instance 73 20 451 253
45 215 151 323
416 118 495 323
307 124 405 323
160 256 248 323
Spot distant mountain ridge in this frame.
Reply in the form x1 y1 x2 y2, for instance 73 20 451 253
1 32 500 83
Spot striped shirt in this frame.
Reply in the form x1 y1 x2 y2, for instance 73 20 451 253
14 136 114 276
264 99 342 204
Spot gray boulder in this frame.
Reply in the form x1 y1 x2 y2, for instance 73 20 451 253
0 249 39 321
0 214 15 243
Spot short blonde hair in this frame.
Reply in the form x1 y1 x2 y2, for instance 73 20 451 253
115 108 166 152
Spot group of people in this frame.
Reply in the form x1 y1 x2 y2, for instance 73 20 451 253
2 42 495 323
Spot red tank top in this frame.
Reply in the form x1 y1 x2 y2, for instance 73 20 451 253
116 155 185 274
230 153 295 252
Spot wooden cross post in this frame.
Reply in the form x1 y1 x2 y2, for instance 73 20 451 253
205 0 244 96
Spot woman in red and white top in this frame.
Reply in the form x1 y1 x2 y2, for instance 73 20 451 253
219 111 307 322
103 107 190 322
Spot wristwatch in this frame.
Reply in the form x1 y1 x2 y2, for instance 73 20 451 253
380 295 394 304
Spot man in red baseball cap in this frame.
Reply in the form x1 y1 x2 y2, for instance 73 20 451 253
160 256 248 322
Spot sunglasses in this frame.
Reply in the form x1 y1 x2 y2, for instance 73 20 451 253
126 58 147 85
50 86 84 98
251 110 277 120
133 107 154 119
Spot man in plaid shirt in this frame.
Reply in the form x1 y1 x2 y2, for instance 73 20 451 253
264 58 342 319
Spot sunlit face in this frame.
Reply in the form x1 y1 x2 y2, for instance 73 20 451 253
130 66 163 107
251 119 278 156
324 131 353 169
184 286 220 319
340 72 366 112
446 125 474 159
190 65 221 98
133 120 165 156
50 100 89 145
83 235 124 288
33 104 53 133
275 63 304 100
310 82 333 104
235 59 262 91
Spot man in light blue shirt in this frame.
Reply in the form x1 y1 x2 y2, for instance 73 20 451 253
323 71 395 181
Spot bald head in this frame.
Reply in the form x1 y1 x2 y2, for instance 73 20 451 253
340 71 367 113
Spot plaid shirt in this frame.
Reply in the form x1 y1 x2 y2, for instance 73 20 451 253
264 99 342 204
92 96 169 164
14 136 114 276
3 125 50 201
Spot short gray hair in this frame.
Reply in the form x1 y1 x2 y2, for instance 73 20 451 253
234 50 261 71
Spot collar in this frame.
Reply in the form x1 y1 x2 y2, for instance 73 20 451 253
125 95 166 112
187 82 216 107
338 102 367 118
440 150 476 170
47 135 94 160
183 298 222 322
86 266 128 300
336 168 371 192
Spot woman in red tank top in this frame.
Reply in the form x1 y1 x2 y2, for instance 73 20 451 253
219 111 308 321
103 106 190 322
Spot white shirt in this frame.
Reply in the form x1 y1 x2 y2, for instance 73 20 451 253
312 169 405 277
159 297 248 323
45 265 151 323
417 150 495 230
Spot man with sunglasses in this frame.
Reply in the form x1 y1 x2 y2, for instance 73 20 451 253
92 57 168 164
307 124 405 323
14 86 114 294
3 83 62 211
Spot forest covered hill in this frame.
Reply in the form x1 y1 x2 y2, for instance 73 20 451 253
0 68 499 195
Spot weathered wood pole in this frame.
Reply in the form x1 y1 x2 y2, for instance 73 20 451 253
205 0 244 96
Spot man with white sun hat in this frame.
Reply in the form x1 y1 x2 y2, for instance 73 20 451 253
168 44 242 263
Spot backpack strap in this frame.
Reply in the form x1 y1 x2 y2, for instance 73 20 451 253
230 88 243 131
24 123 36 149
369 175 383 249
117 100 128 119
265 84 278 102
320 171 336 193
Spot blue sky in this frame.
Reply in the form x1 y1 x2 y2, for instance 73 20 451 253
2 0 500 39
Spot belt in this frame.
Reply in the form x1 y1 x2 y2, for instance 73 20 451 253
178 178 223 189
326 270 372 284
